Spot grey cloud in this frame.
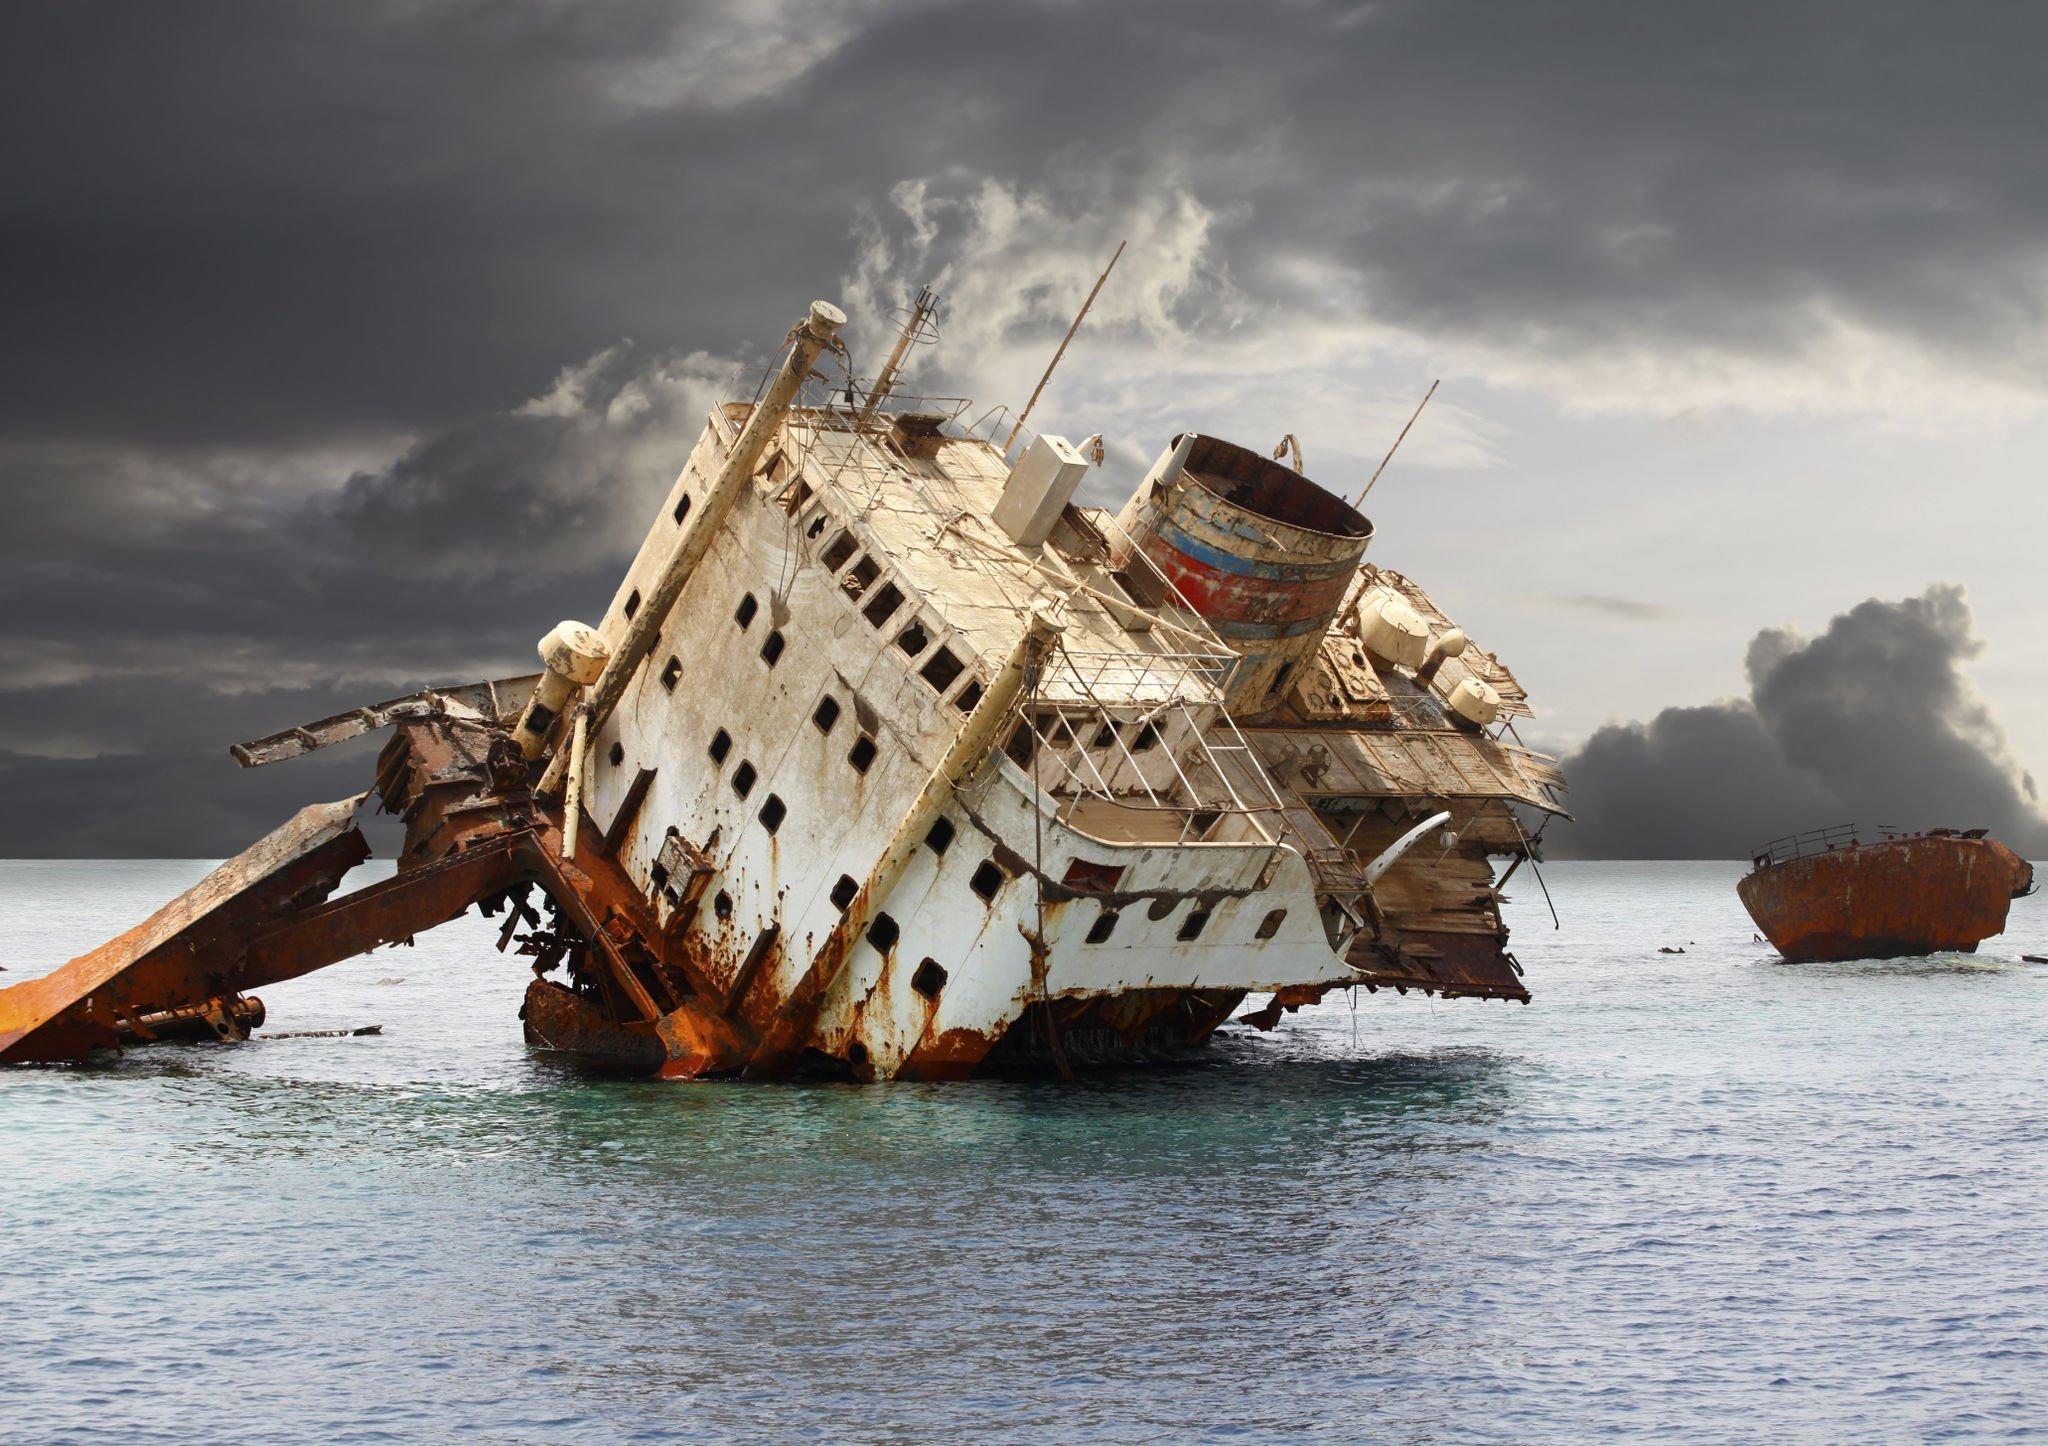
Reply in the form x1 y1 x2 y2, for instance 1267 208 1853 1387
7 1 2048 453
1552 585 2048 858
1549 594 1676 622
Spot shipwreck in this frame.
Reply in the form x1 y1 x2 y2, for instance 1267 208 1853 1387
1740 825 2034 963
0 292 1568 1078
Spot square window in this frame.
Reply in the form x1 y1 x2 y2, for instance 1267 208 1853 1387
924 816 955 856
735 593 759 628
911 958 948 1000
813 695 841 733
848 735 878 774
821 532 857 572
660 656 682 691
862 582 904 628
842 555 881 600
830 874 859 911
895 621 931 658
952 680 984 714
1002 721 1035 769
732 761 757 798
1085 909 1120 944
969 860 1005 902
673 492 693 524
804 508 830 539
623 589 641 620
760 630 786 667
919 647 965 693
709 729 732 763
782 478 814 516
868 912 900 953
1176 908 1212 941
1062 859 1125 892
759 794 786 834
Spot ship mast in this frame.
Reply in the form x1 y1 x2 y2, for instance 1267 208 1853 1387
855 285 941 425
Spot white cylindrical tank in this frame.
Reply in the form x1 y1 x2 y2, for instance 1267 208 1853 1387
1446 676 1502 728
1358 588 1428 669
516 620 611 759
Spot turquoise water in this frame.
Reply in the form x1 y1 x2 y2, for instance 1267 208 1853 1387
2 859 2044 1442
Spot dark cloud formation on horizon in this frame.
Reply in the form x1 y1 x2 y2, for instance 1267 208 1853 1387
1553 586 2048 859
4 1 2048 853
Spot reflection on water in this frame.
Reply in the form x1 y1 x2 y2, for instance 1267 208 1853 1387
2 860 2045 1440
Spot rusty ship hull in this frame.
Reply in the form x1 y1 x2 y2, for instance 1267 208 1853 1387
1738 833 2034 963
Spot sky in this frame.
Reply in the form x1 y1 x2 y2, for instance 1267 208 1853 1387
3 0 2046 856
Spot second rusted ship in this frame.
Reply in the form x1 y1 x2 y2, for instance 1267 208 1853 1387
1739 826 2035 963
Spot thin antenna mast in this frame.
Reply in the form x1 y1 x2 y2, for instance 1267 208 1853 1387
1353 378 1439 507
856 285 940 425
1003 240 1126 456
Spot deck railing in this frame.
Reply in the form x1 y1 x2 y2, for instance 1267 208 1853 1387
1750 824 1870 869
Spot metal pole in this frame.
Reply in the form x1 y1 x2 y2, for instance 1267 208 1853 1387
855 286 937 426
1354 378 1439 507
560 707 590 859
542 299 846 795
1003 241 1125 456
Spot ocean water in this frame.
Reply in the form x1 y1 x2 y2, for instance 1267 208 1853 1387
1 858 2044 1442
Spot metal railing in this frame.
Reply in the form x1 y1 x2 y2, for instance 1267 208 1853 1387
1750 824 1865 869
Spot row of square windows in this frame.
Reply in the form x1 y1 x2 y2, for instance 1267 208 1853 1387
619 488 984 714
683 719 1282 950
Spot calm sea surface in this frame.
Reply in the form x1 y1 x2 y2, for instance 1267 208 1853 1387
1 859 2044 1442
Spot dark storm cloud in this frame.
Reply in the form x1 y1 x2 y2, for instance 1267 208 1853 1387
7 0 2048 447
5 0 2048 852
1553 586 2048 858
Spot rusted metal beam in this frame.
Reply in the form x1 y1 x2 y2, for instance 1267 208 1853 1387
0 797 372 1062
230 676 537 767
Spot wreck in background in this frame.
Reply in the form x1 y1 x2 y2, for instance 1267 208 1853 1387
1740 826 2033 962
0 291 1567 1078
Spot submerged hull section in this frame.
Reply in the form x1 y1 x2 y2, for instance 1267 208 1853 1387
1738 834 2034 962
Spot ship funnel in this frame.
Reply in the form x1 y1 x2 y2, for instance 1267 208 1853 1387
1108 433 1372 713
